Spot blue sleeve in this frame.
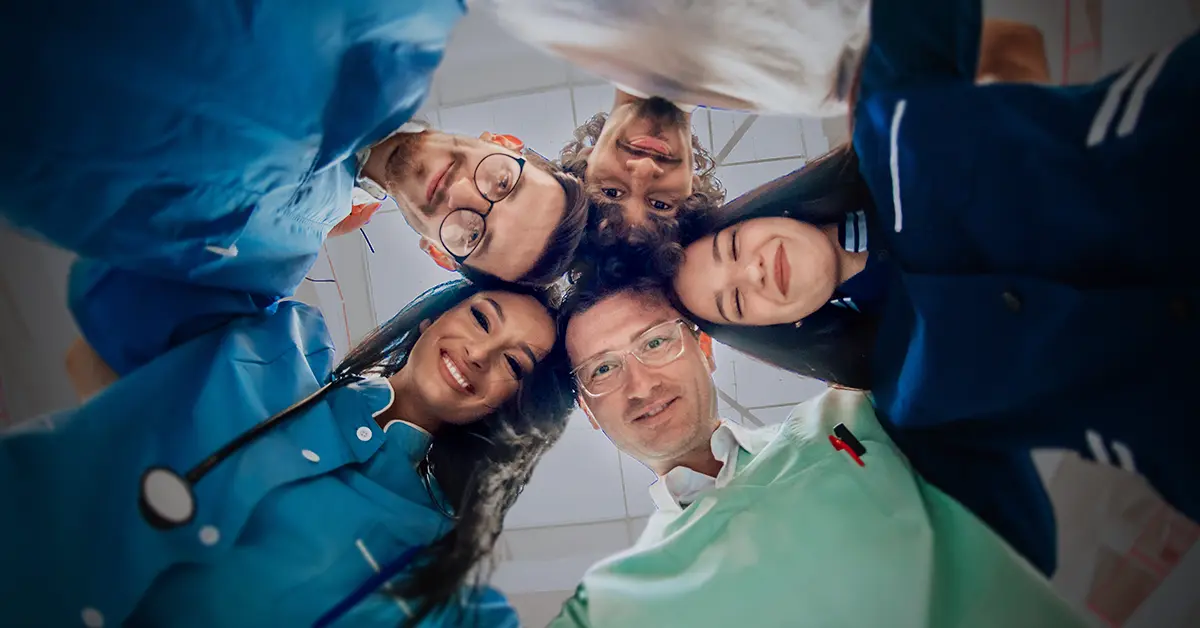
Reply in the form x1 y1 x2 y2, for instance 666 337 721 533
69 259 279 375
858 0 983 96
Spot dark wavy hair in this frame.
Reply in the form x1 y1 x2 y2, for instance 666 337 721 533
574 144 879 389
557 111 726 255
333 278 574 626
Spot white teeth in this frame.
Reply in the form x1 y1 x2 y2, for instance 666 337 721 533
641 401 671 420
442 354 470 391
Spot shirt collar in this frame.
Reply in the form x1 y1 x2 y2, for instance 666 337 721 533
345 376 432 466
648 420 771 512
839 210 869 253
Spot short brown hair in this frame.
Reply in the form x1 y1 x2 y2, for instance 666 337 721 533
518 149 590 286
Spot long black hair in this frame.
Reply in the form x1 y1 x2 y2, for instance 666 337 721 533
670 144 880 389
333 278 574 626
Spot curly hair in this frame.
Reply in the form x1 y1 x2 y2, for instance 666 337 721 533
557 111 725 253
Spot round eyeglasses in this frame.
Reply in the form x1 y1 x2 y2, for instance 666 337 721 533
572 319 697 397
438 153 526 263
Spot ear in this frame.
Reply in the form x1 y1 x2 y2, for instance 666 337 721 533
479 131 525 153
577 392 601 430
418 318 432 334
698 332 716 373
418 237 459 272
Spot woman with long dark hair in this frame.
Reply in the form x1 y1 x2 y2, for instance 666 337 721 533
0 278 573 627
662 11 1200 572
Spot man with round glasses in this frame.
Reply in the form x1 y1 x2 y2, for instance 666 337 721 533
357 129 586 285
552 279 1086 627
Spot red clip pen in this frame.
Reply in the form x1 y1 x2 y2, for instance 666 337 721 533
829 435 865 467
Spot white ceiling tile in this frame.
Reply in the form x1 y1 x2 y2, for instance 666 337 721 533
618 452 659 518
711 113 807 165
503 521 631 562
505 410 630 528
715 158 807 200
800 116 831 157
362 210 459 325
571 84 614 128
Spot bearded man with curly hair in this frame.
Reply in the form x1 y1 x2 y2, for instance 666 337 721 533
557 91 726 258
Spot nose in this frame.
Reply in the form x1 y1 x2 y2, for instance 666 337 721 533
625 157 664 183
740 257 766 289
462 341 490 374
623 356 659 400
446 176 489 213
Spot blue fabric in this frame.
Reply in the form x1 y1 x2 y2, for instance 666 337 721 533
0 301 518 627
855 2 1200 529
0 0 465 372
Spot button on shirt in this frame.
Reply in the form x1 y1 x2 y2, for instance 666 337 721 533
649 421 780 512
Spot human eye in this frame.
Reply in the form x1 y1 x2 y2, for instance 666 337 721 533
495 172 512 194
589 360 619 381
505 354 525 380
471 306 490 332
650 199 672 211
602 187 624 199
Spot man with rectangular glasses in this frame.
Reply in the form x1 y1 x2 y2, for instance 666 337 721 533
552 279 1086 627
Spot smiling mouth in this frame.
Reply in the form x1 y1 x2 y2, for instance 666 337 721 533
632 398 677 423
627 136 673 158
426 162 452 205
775 242 790 298
440 351 475 395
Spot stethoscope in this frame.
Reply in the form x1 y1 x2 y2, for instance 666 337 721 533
138 375 364 529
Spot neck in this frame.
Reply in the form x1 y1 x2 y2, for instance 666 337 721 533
378 368 442 433
821 224 868 284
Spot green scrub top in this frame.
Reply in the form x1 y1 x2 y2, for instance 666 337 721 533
551 389 1085 628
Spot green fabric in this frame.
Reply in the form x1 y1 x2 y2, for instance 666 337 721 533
550 389 1085 628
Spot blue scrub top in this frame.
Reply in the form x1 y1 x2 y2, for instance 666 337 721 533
0 301 518 627
0 0 465 373
854 1 1200 524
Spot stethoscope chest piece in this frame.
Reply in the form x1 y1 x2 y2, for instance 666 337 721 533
140 466 197 530
137 376 360 530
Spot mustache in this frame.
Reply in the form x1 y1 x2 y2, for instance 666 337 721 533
634 96 688 127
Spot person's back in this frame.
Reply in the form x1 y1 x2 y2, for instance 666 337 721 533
552 281 1086 627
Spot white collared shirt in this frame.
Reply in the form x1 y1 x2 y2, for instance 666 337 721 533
648 420 778 513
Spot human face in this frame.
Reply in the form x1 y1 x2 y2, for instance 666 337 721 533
674 217 840 326
586 96 694 240
361 132 567 282
404 290 556 424
565 291 717 469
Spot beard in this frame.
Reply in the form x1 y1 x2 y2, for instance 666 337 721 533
382 130 428 187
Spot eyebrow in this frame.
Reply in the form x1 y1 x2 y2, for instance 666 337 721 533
484 297 505 323
712 232 722 263
715 293 730 322
578 317 674 365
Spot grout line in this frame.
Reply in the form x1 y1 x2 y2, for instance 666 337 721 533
714 115 758 165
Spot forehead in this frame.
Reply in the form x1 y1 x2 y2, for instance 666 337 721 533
565 291 678 363
474 290 551 324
